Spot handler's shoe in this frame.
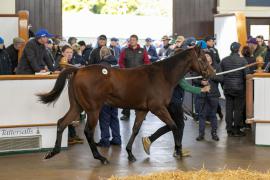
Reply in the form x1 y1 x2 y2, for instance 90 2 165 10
196 134 204 141
142 137 151 155
211 132 220 141
173 149 191 158
120 115 129 121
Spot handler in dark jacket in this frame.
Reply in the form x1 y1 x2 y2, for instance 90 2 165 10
221 42 249 137
194 51 223 141
118 34 151 120
142 79 210 157
16 29 55 74
144 38 159 63
0 37 12 75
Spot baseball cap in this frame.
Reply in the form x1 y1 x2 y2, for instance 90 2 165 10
111 37 119 42
98 35 107 40
230 42 241 52
145 37 153 42
35 29 54 38
205 36 216 42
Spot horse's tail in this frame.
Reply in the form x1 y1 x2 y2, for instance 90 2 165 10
37 67 79 105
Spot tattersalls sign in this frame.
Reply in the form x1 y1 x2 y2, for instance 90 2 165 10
246 0 270 6
0 128 39 137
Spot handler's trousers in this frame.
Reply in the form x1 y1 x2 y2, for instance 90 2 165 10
148 102 184 149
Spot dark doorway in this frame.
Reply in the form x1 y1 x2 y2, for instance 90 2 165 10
15 0 62 36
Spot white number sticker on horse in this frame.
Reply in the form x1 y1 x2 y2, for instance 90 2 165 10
102 68 108 75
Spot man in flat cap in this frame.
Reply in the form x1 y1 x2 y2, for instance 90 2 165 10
158 35 173 59
6 37 25 74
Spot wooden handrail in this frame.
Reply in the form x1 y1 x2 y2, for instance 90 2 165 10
253 73 270 78
0 123 57 129
0 74 58 80
246 74 254 120
246 119 270 124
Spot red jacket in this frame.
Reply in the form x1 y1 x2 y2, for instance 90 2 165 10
118 44 150 68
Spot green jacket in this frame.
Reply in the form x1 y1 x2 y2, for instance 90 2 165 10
254 45 267 60
179 79 201 94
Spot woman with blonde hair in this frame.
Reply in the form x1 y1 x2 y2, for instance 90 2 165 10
96 46 121 147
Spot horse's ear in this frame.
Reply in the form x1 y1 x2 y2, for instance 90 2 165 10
194 44 201 55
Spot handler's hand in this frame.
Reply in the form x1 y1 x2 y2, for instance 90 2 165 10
39 69 47 73
201 80 208 86
201 85 210 93
53 70 61 74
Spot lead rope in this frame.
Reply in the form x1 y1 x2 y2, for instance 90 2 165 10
185 62 258 80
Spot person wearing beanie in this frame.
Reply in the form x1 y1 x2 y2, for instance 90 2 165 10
88 34 112 65
220 42 249 137
0 36 13 75
16 29 56 74
197 40 207 50
181 37 196 50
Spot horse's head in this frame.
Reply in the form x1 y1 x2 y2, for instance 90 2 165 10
190 45 216 79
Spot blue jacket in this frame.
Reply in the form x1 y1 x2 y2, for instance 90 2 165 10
144 45 159 63
110 45 121 60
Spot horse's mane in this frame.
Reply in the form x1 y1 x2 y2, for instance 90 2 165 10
152 48 192 74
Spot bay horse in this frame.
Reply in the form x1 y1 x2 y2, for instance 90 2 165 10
38 46 215 164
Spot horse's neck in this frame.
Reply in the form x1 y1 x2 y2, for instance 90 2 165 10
163 52 192 86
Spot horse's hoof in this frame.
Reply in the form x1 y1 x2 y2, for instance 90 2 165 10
44 151 56 159
101 158 110 165
128 155 137 162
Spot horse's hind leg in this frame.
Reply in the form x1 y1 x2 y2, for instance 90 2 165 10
44 106 80 159
84 111 109 165
126 110 148 162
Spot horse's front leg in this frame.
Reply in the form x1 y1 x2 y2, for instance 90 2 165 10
152 107 181 157
126 110 148 162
